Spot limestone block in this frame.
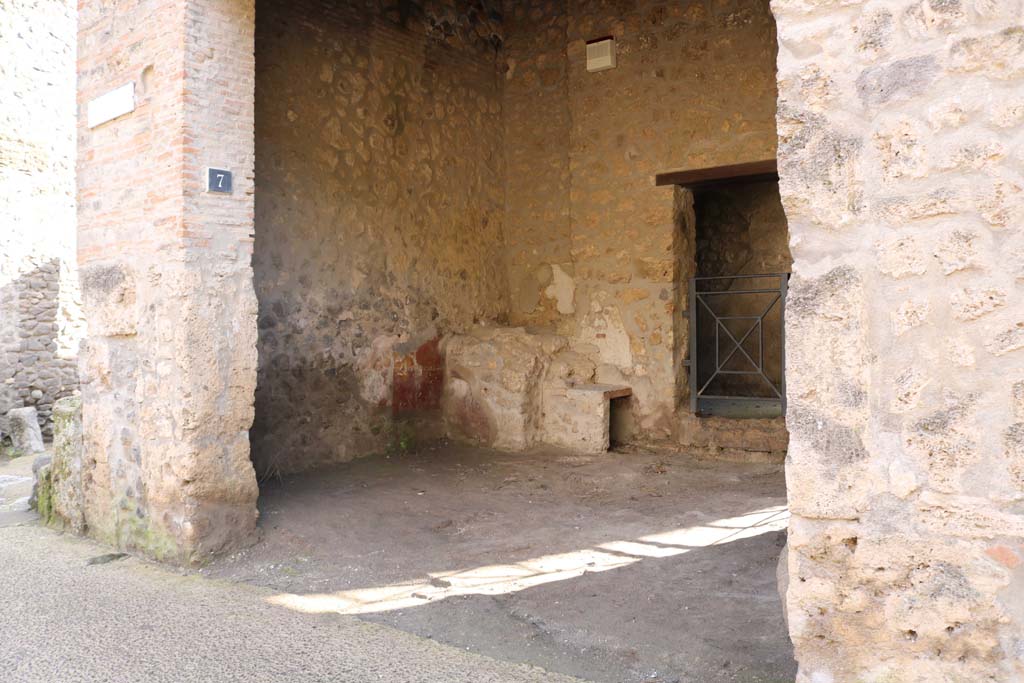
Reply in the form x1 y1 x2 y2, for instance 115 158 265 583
49 395 84 533
874 234 928 279
7 406 44 455
541 383 629 454
949 284 1007 320
986 322 1024 357
28 453 51 511
777 541 789 631
948 27 1024 80
443 328 567 450
935 228 983 274
891 298 930 335
80 263 136 337
856 56 938 107
1013 381 1024 421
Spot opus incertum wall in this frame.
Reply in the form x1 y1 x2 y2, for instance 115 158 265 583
774 0 1024 680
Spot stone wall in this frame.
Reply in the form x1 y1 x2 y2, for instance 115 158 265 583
774 0 1024 680
501 0 780 439
251 0 507 475
502 0 573 329
695 183 791 280
0 0 81 438
78 0 259 563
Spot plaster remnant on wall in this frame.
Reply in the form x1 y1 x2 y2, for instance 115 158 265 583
544 264 575 315
575 296 632 370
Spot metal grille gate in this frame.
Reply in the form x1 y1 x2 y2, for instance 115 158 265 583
688 273 789 418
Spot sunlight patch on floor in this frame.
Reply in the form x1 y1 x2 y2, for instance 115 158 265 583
266 506 789 616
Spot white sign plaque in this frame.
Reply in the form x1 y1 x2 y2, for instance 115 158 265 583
87 83 136 128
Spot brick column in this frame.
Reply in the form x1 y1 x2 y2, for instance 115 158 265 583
77 0 258 563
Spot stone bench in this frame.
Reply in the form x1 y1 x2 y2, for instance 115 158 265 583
541 383 632 454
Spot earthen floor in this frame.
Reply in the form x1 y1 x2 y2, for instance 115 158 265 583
205 443 796 683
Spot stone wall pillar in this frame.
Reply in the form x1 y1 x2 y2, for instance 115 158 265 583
774 1 1024 680
77 0 258 563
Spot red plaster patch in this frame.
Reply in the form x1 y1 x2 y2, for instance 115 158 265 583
392 337 444 416
985 545 1022 569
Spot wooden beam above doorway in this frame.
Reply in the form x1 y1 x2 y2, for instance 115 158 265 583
655 159 778 190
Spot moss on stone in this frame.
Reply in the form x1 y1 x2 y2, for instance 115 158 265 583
33 465 55 525
115 508 182 564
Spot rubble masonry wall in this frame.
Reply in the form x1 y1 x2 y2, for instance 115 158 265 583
774 0 1024 680
252 0 507 475
0 0 81 439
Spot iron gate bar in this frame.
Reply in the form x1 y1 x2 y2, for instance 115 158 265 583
695 294 777 387
696 284 782 397
688 273 790 416
703 295 781 397
697 288 783 295
717 295 782 385
697 395 780 400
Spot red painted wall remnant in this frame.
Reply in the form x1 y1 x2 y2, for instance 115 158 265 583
392 337 444 416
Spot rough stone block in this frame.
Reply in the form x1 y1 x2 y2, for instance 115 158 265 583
856 56 938 107
28 453 52 511
776 541 789 631
541 383 629 454
49 395 84 533
1013 380 1024 421
7 406 45 455
443 328 567 450
80 263 136 337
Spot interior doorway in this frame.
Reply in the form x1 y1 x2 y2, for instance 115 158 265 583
689 176 791 419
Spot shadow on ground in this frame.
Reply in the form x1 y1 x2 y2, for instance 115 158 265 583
204 443 796 683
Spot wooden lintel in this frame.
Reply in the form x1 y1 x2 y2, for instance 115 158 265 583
655 159 778 190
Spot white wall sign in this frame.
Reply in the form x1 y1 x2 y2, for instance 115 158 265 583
87 83 135 129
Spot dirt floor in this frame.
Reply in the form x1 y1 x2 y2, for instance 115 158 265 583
204 443 795 683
